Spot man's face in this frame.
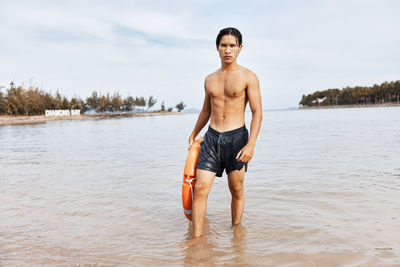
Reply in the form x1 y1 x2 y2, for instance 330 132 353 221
217 34 242 64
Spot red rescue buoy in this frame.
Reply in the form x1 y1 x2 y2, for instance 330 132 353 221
182 138 203 221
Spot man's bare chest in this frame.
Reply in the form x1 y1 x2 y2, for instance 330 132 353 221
207 76 247 98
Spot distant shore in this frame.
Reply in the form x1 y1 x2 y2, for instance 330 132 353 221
299 103 400 110
0 111 183 126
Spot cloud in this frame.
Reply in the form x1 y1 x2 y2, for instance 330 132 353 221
0 0 399 109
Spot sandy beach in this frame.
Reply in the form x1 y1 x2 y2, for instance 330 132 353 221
0 111 183 126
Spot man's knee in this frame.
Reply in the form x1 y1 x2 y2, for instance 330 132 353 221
194 181 212 198
229 183 244 200
194 169 215 199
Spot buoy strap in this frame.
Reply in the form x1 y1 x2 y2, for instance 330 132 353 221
185 178 196 203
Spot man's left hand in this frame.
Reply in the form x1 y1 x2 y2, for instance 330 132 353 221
236 144 255 163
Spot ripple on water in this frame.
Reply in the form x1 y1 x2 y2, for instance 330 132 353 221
1 109 400 265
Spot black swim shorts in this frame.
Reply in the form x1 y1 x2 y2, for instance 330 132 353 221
196 125 249 177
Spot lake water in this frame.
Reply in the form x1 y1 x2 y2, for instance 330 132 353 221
1 108 400 266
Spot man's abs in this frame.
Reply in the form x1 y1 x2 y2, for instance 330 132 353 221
208 92 247 132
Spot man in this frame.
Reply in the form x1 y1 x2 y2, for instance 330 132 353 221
188 27 262 238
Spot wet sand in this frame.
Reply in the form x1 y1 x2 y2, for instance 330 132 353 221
0 111 182 126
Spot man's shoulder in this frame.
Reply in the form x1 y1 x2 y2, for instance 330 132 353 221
238 65 258 80
205 69 220 81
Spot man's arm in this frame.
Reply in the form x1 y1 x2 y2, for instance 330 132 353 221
236 71 262 162
188 80 211 149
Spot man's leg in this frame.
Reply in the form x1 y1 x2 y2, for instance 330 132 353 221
227 166 246 225
192 169 216 237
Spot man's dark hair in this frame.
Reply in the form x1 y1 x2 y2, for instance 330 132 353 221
216 27 242 48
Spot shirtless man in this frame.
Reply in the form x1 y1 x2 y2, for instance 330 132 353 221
188 27 262 238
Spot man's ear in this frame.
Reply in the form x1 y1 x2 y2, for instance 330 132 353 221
238 44 243 53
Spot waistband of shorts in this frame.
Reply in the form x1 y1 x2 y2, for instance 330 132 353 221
207 125 246 137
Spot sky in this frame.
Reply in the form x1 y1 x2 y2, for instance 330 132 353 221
0 0 399 110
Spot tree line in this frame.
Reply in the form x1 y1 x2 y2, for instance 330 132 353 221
299 80 400 107
0 82 186 116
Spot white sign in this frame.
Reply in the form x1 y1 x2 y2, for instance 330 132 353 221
45 109 81 116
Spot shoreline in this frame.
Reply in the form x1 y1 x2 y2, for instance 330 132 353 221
0 111 183 126
299 103 400 110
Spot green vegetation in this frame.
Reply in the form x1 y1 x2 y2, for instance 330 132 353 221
175 101 186 112
299 80 400 107
0 82 186 116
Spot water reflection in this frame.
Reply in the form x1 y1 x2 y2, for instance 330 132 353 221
182 219 248 265
183 218 219 265
231 224 247 264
